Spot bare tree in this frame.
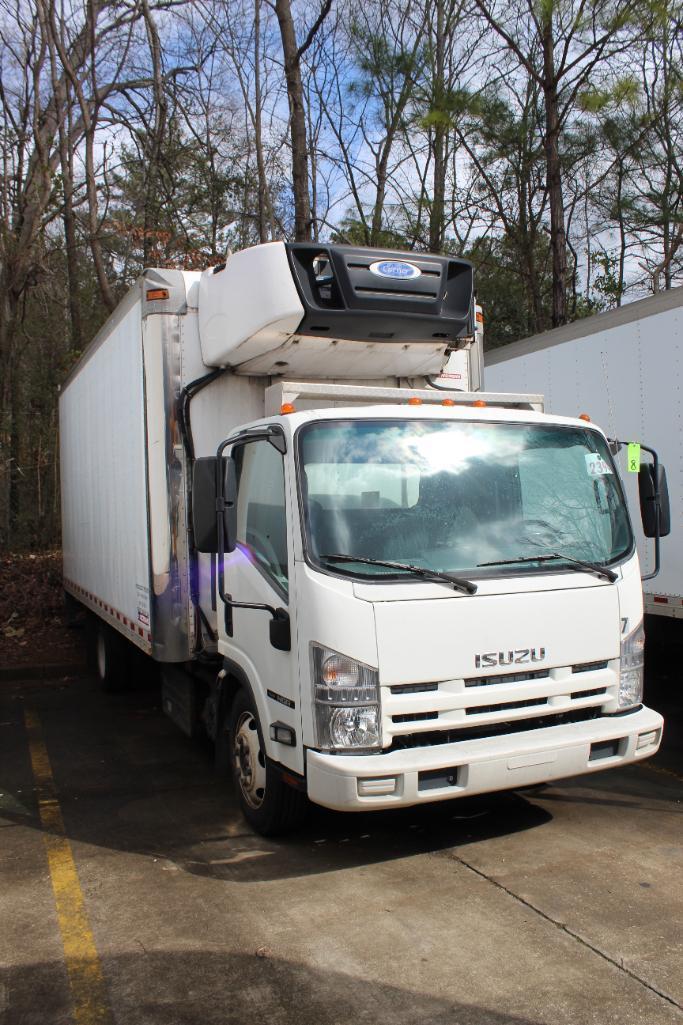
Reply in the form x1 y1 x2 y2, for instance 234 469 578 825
472 0 645 325
273 0 332 241
0 0 187 544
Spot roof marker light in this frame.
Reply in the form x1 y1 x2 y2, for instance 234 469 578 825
280 403 296 415
407 397 422 406
472 399 487 407
579 413 591 422
441 399 456 406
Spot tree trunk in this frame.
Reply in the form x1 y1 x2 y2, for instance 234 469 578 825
541 27 567 326
45 30 83 349
60 110 84 350
275 0 313 241
0 289 21 547
371 137 394 246
253 0 273 243
429 0 447 253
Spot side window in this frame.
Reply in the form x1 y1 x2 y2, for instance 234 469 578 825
234 440 289 597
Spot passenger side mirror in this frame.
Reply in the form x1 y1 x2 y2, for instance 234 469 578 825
639 462 670 538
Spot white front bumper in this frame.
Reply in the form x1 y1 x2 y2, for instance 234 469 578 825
306 706 664 811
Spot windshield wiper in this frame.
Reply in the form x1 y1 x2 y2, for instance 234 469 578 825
320 554 478 594
477 553 617 583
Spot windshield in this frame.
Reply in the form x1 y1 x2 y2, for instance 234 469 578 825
298 419 632 580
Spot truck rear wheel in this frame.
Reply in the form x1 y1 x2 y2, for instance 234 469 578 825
90 618 128 692
224 688 307 836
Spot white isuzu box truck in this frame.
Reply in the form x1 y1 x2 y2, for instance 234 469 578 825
60 242 668 834
486 287 681 620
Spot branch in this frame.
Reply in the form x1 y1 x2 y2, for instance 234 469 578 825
472 0 541 83
295 0 333 64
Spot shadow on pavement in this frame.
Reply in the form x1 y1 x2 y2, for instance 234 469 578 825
4 613 680 886
0 676 552 884
643 614 683 779
6 950 546 1025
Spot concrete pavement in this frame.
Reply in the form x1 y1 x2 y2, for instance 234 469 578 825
1 635 681 1025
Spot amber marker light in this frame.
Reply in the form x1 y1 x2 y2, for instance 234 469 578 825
146 288 169 301
579 413 591 422
407 397 422 406
476 310 484 323
280 403 296 415
472 399 487 407
441 399 456 406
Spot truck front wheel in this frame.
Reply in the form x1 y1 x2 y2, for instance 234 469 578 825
225 689 307 836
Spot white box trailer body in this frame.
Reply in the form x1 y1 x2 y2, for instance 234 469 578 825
485 288 682 619
60 242 664 834
61 244 485 663
60 323 486 663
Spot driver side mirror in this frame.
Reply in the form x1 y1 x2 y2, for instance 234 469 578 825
639 462 670 538
191 455 238 553
222 455 238 553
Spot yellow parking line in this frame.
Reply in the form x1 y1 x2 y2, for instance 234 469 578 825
24 708 114 1025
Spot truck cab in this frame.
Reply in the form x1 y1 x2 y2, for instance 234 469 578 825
195 394 663 832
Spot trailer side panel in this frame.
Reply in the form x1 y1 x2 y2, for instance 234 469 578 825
486 292 683 618
60 292 153 651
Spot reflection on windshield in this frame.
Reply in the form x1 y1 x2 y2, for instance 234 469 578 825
299 420 632 579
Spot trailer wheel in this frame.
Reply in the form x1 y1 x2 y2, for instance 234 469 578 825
224 689 307 836
92 619 128 692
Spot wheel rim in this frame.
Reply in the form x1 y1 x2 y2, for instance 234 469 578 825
96 630 106 680
233 711 266 809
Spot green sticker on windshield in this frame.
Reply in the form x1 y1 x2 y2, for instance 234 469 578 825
627 443 641 473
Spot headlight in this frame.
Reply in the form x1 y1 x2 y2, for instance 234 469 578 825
329 706 381 748
618 621 645 708
311 644 381 749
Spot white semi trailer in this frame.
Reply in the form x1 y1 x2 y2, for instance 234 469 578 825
486 287 681 620
60 242 668 834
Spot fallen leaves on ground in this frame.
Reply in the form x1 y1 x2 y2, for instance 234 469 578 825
0 551 84 669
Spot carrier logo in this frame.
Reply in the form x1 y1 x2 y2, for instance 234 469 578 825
474 648 546 669
369 260 421 280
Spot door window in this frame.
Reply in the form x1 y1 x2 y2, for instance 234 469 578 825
234 440 289 597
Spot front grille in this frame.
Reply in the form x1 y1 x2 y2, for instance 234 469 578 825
390 682 439 695
386 707 603 752
466 697 546 716
570 687 606 700
392 711 439 724
384 657 616 747
572 660 609 674
464 668 550 687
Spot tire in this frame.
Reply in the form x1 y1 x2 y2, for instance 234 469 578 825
89 617 129 693
222 688 308 836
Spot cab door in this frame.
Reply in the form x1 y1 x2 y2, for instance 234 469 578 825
221 435 301 773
